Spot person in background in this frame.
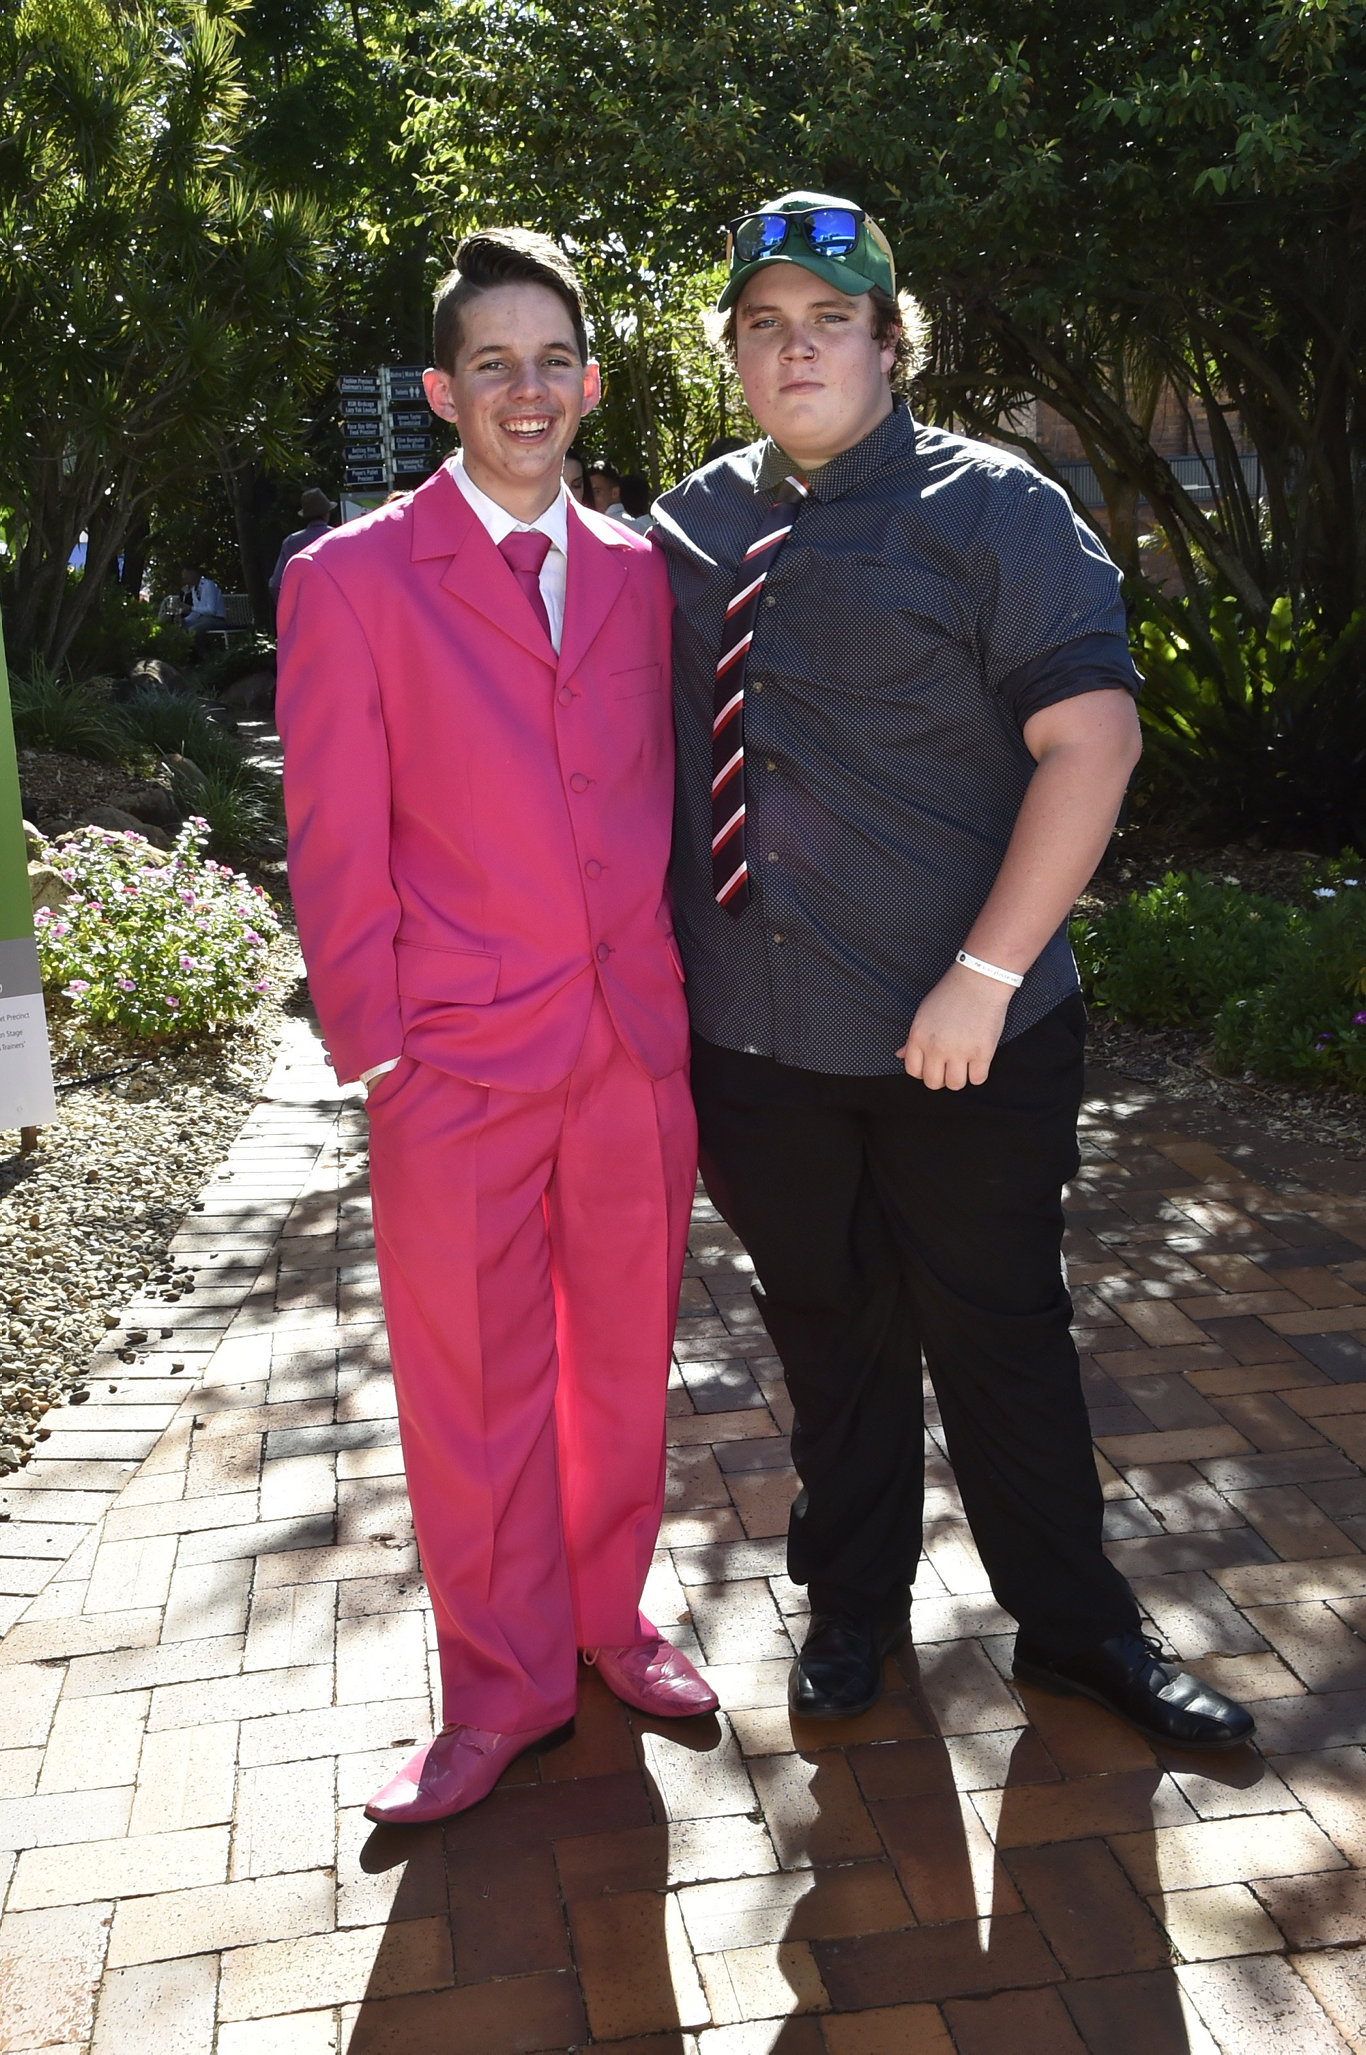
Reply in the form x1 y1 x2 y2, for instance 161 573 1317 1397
586 458 621 513
277 226 714 1830
180 564 226 652
562 448 589 503
650 189 1255 1753
616 473 655 534
269 488 336 597
701 434 749 467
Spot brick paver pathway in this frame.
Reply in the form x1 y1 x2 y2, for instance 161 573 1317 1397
2 1020 1366 2053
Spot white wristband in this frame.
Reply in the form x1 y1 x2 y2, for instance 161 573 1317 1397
956 949 1024 990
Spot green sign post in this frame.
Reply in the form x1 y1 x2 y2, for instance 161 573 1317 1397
0 623 55 1129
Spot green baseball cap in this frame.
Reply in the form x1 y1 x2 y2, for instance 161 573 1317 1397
718 190 897 311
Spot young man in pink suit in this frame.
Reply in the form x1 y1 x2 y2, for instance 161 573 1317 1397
276 229 715 1827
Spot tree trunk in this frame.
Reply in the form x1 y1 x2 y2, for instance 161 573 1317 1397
222 456 275 632
120 518 149 599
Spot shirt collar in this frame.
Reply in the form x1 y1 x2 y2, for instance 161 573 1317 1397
754 398 917 502
449 450 569 556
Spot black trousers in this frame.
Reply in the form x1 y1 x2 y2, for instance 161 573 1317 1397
690 996 1139 1654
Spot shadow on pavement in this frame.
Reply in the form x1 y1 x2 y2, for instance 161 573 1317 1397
338 1637 1272 2050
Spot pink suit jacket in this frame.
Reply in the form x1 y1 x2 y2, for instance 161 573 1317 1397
275 466 689 1092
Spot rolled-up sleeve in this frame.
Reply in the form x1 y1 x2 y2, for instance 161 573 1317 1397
979 478 1140 727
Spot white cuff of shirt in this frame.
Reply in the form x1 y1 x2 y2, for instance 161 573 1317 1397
358 1057 400 1088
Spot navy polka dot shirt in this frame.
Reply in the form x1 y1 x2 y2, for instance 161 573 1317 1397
651 400 1140 1077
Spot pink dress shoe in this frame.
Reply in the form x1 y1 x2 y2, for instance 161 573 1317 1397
586 1630 719 1717
363 1718 574 1825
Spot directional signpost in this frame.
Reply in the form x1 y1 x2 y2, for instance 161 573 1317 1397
340 368 439 506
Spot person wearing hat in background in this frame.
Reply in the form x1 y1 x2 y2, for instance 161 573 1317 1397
268 486 337 597
650 191 1255 1751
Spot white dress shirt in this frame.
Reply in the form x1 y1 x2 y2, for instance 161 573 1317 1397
449 451 570 652
360 454 572 1090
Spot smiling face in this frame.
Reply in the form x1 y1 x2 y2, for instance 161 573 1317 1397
423 282 601 522
733 264 896 470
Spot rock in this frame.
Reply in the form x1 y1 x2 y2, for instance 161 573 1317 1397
131 657 187 694
166 753 209 801
115 782 180 830
55 813 174 854
27 864 70 913
221 670 276 715
22 820 43 861
80 804 151 835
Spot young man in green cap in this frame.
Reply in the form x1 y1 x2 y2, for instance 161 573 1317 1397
650 192 1254 1750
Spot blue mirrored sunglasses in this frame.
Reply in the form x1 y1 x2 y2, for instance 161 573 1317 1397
727 207 866 267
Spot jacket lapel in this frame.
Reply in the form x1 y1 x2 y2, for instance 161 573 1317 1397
557 498 630 683
409 463 557 665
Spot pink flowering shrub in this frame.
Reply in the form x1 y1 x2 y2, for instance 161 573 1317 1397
33 819 281 1041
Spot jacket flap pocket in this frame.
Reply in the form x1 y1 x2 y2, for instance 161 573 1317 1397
609 661 665 698
395 941 500 1004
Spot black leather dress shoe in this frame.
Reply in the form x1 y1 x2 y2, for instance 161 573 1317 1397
790 1607 909 1719
1013 1629 1256 1751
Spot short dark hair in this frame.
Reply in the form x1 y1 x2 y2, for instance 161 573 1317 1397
707 284 929 395
702 435 749 466
432 229 589 371
587 459 620 490
618 474 651 518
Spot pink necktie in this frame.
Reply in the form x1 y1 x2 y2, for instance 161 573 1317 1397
498 530 553 645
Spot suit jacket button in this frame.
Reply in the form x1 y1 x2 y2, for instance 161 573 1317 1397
558 686 575 705
570 773 590 792
585 859 602 879
596 942 611 962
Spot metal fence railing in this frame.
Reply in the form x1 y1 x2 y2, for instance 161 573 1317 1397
1051 451 1265 509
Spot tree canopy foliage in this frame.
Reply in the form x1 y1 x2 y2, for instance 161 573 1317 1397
3 0 1363 667
0 0 330 666
406 0 1366 637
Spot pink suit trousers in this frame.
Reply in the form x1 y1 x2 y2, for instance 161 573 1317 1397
366 996 695 1732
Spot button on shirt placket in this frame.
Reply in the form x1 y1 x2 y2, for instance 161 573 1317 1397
741 599 800 1026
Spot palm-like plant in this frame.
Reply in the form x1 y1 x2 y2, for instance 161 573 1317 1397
0 0 332 670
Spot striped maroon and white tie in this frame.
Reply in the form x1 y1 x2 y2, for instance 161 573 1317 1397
711 475 809 914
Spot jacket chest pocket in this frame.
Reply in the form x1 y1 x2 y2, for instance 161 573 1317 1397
609 661 666 699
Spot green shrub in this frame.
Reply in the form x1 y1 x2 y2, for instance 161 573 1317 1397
121 690 244 777
191 761 283 858
196 636 276 694
9 661 129 761
116 688 280 854
33 818 281 1041
1073 866 1366 1092
1071 872 1301 1028
1210 873 1366 1090
65 585 192 676
1132 595 1366 850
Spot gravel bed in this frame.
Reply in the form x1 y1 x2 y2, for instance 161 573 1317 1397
1087 1014 1366 1162
0 867 299 1475
18 745 176 837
